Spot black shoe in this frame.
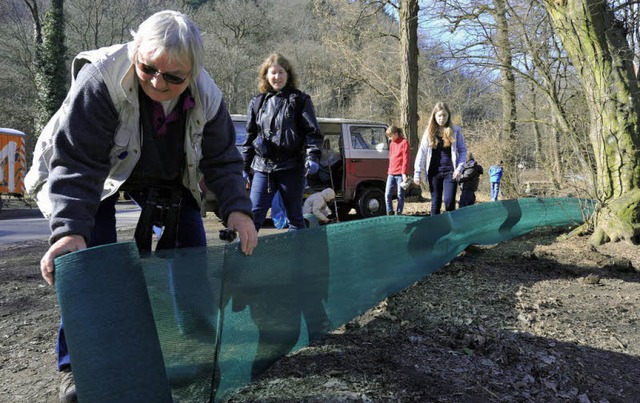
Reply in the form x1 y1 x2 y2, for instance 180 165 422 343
59 368 77 402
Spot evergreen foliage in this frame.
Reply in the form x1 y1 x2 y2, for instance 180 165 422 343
33 0 66 135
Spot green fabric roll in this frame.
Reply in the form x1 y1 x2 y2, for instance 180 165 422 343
52 197 594 402
55 242 172 402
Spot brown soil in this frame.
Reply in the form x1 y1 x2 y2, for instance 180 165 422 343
1 198 639 402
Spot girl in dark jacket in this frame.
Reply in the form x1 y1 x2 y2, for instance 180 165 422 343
242 53 324 231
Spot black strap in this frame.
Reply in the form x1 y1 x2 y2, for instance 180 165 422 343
133 187 183 251
252 92 267 117
155 188 182 250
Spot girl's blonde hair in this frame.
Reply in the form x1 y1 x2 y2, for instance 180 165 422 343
257 53 299 93
386 125 404 138
427 102 454 148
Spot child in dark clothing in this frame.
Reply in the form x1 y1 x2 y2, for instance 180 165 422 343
458 152 483 208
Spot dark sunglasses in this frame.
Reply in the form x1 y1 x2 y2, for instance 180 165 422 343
136 60 189 85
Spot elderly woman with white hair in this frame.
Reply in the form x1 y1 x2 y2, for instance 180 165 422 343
25 10 257 401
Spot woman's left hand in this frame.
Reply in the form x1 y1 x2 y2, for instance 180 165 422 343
227 212 258 255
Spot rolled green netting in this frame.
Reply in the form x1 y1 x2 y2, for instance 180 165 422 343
54 197 593 402
54 242 173 402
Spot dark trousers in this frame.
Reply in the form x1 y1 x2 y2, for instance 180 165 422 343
56 189 206 370
249 167 306 231
428 171 457 215
459 189 476 208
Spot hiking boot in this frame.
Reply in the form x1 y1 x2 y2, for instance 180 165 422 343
59 368 77 402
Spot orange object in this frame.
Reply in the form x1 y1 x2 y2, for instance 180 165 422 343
0 128 27 196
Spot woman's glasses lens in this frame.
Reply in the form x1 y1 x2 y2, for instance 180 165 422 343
137 61 186 85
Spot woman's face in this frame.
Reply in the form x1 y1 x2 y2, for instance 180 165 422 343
135 47 192 102
267 63 288 91
435 110 449 127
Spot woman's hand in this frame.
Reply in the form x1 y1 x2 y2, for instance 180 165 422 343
40 235 87 286
227 212 258 255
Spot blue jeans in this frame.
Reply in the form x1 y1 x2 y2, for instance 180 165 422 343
385 174 405 214
428 171 457 215
249 167 306 231
56 189 206 370
491 182 501 201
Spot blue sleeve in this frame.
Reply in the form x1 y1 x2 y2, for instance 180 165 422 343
48 63 119 243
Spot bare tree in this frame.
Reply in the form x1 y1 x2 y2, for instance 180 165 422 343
543 0 640 245
64 0 151 54
313 0 403 120
439 0 518 140
0 1 42 133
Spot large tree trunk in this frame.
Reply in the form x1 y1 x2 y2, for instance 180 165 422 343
544 0 640 245
399 0 419 148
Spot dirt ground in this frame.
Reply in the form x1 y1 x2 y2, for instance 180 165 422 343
1 197 639 402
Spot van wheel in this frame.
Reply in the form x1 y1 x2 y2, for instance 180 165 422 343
356 188 385 218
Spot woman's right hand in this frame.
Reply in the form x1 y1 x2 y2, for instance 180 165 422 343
40 235 87 286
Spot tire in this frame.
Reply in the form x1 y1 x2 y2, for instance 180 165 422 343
356 187 385 218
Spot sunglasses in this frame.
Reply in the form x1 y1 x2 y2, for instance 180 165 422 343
136 60 189 85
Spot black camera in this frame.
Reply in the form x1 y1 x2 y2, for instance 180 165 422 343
219 229 237 243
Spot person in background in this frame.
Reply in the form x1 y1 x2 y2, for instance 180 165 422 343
24 10 257 402
242 53 324 231
489 160 504 201
458 152 483 208
413 102 467 215
303 187 336 224
384 125 411 215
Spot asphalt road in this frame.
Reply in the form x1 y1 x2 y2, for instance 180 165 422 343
0 202 141 244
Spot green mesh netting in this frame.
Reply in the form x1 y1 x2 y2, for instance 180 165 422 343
54 197 593 402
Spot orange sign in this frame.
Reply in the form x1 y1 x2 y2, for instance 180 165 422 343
0 128 27 195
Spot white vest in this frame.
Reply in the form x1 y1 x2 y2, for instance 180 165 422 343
25 43 223 217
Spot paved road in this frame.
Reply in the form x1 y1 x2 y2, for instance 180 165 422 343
0 203 141 245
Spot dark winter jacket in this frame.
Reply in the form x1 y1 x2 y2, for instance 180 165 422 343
458 159 483 191
242 87 323 173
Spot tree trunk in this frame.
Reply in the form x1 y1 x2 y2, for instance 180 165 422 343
544 0 640 245
399 0 419 148
493 0 517 142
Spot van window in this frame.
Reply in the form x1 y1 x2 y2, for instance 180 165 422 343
320 134 341 166
350 126 388 151
234 121 247 146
